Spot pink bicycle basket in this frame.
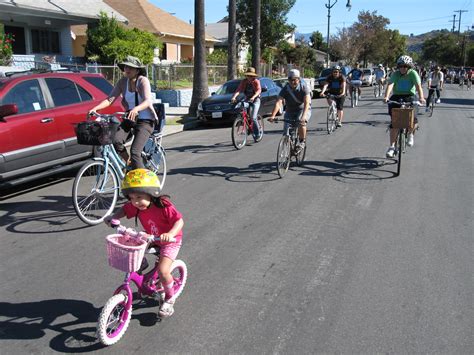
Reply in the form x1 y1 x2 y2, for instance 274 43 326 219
106 234 147 272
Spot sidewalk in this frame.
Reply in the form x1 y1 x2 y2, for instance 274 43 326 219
162 106 200 137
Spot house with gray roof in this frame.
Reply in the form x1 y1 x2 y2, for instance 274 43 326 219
0 0 127 68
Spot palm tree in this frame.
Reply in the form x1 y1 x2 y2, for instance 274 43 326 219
251 0 261 74
189 0 209 116
227 0 237 80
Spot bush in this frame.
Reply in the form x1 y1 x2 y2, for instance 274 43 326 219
0 32 14 66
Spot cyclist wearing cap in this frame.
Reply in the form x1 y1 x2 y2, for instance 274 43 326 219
230 67 262 141
320 65 346 127
269 69 311 151
383 55 425 158
374 64 386 93
104 169 184 318
425 66 444 111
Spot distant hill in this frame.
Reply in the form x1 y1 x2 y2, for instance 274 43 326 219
405 29 451 54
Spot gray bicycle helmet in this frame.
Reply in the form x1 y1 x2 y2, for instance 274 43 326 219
396 55 413 67
332 65 341 71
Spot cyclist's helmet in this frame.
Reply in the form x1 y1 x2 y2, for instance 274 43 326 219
396 55 413 67
378 63 383 68
332 65 341 71
288 69 300 79
121 169 161 198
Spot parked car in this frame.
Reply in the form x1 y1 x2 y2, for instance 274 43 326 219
314 65 352 93
362 68 375 86
197 77 282 124
0 70 124 188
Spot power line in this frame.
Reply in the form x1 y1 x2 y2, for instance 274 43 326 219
454 9 468 34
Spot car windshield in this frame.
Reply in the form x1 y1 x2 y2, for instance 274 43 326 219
215 81 239 95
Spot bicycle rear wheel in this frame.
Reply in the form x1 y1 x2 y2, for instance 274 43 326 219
276 135 291 178
231 116 247 150
143 139 167 189
72 160 119 225
326 105 336 134
351 89 355 108
373 84 378 97
295 138 306 166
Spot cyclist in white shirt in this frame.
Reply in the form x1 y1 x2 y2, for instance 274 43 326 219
425 66 444 111
374 64 386 97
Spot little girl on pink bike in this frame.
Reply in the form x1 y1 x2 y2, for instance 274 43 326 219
105 168 184 317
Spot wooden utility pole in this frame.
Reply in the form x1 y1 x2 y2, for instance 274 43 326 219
227 0 237 80
251 0 261 74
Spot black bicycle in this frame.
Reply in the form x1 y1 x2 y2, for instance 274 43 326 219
426 86 440 118
269 117 306 178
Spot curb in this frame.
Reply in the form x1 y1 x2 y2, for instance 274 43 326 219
162 116 201 137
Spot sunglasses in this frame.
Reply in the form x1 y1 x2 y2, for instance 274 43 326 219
398 65 409 69
289 78 299 82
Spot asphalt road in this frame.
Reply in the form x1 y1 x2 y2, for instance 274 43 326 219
0 84 472 354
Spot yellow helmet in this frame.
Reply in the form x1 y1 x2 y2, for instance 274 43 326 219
121 169 161 198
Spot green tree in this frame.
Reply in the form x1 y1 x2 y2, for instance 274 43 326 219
236 0 296 51
85 12 161 64
310 31 327 51
422 32 462 66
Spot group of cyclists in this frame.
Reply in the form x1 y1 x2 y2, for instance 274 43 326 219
87 53 448 318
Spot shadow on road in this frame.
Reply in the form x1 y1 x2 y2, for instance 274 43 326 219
166 141 236 154
440 98 474 106
0 195 91 234
0 299 103 352
0 297 162 353
299 157 398 181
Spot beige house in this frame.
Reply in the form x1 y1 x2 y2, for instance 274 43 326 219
71 0 217 62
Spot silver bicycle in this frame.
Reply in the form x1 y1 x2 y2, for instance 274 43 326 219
72 112 167 225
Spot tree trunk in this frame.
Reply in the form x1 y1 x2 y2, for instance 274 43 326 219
251 0 261 75
227 0 237 80
189 0 209 116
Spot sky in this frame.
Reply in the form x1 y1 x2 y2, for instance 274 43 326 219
150 0 473 36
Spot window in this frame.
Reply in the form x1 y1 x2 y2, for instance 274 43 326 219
3 80 46 114
45 78 91 107
31 29 60 54
83 76 113 95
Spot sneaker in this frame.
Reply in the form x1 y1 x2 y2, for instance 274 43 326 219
407 133 414 147
336 120 342 128
425 107 430 112
158 300 175 318
295 141 305 154
386 146 395 158
436 99 441 104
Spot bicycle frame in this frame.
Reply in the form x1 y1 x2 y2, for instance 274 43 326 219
93 144 126 191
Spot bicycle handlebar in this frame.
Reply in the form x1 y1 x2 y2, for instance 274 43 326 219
110 219 176 243
88 111 127 122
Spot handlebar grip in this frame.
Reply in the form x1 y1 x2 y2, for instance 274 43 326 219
110 219 120 228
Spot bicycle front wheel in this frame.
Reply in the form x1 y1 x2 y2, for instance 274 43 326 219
277 135 291 178
97 293 132 346
231 116 247 150
255 115 264 142
397 130 403 176
72 160 119 225
327 105 336 134
429 98 435 117
143 140 167 189
351 90 355 108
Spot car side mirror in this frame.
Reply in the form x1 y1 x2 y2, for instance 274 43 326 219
262 86 268 92
0 104 18 119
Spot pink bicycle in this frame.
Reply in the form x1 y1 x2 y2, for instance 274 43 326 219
96 220 188 346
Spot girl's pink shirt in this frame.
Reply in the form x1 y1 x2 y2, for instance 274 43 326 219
123 199 183 245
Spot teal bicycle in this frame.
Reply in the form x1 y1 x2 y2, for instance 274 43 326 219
72 112 167 225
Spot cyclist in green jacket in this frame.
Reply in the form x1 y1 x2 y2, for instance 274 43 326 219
383 55 425 158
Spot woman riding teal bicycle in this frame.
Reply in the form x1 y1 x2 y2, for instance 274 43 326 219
90 55 159 169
